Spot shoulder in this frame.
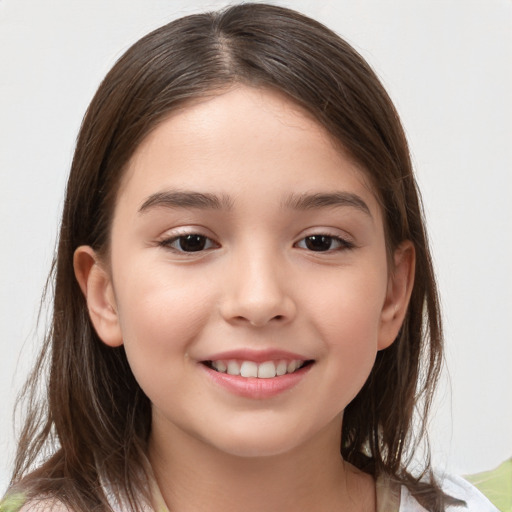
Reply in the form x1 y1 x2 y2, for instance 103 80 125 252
399 473 500 512
440 473 500 511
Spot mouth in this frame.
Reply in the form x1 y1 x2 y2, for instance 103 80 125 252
202 359 314 379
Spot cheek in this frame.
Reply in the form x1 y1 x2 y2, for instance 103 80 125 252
113 270 219 418
319 313 380 416
305 262 387 341
112 264 215 370
304 266 387 399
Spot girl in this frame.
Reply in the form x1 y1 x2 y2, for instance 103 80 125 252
1 3 497 512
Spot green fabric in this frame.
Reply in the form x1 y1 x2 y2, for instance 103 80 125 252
0 493 26 512
465 458 512 512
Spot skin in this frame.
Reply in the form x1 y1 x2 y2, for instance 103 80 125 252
75 86 414 512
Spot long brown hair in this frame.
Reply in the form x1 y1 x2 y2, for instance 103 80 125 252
7 4 459 511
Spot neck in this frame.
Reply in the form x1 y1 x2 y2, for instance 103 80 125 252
148 416 375 512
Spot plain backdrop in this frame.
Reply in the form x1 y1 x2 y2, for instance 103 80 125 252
1 0 511 491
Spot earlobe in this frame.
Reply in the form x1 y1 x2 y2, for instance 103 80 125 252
73 246 123 347
378 241 415 350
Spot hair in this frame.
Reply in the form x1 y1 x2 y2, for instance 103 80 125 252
5 3 463 511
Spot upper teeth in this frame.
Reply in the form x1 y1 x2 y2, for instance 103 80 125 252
211 359 305 378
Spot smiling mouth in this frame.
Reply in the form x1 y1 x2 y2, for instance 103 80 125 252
202 359 314 379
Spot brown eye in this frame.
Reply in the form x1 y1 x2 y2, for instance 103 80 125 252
178 235 207 252
296 235 353 252
163 234 217 252
305 235 333 251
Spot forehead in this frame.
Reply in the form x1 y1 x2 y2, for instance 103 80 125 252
118 85 380 217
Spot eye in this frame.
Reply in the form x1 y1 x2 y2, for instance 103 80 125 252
161 234 218 253
295 235 353 252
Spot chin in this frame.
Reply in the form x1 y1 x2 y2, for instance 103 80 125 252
201 422 316 459
213 437 300 459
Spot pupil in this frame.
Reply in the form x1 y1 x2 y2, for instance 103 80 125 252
305 235 331 251
179 235 206 252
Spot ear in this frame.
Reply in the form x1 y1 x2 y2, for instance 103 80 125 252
73 245 123 347
378 241 415 350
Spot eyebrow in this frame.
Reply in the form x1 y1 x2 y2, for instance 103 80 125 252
283 192 372 217
138 190 233 213
138 189 371 217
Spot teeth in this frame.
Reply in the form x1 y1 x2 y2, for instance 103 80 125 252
287 360 298 373
227 360 240 376
210 359 306 378
276 360 287 376
240 361 258 378
257 361 276 379
212 360 227 373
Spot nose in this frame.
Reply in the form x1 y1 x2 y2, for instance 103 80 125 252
220 248 296 327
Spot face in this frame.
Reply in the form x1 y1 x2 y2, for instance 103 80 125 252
77 86 413 459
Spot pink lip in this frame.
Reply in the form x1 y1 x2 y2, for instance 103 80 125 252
199 360 313 400
202 348 310 364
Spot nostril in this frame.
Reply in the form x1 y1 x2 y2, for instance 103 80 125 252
222 295 296 327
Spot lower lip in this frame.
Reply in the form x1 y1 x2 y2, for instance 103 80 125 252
200 363 313 399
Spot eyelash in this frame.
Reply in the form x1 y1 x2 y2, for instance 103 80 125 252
158 233 354 254
294 234 354 252
158 233 219 253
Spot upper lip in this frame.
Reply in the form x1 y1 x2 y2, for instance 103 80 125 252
201 349 311 363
